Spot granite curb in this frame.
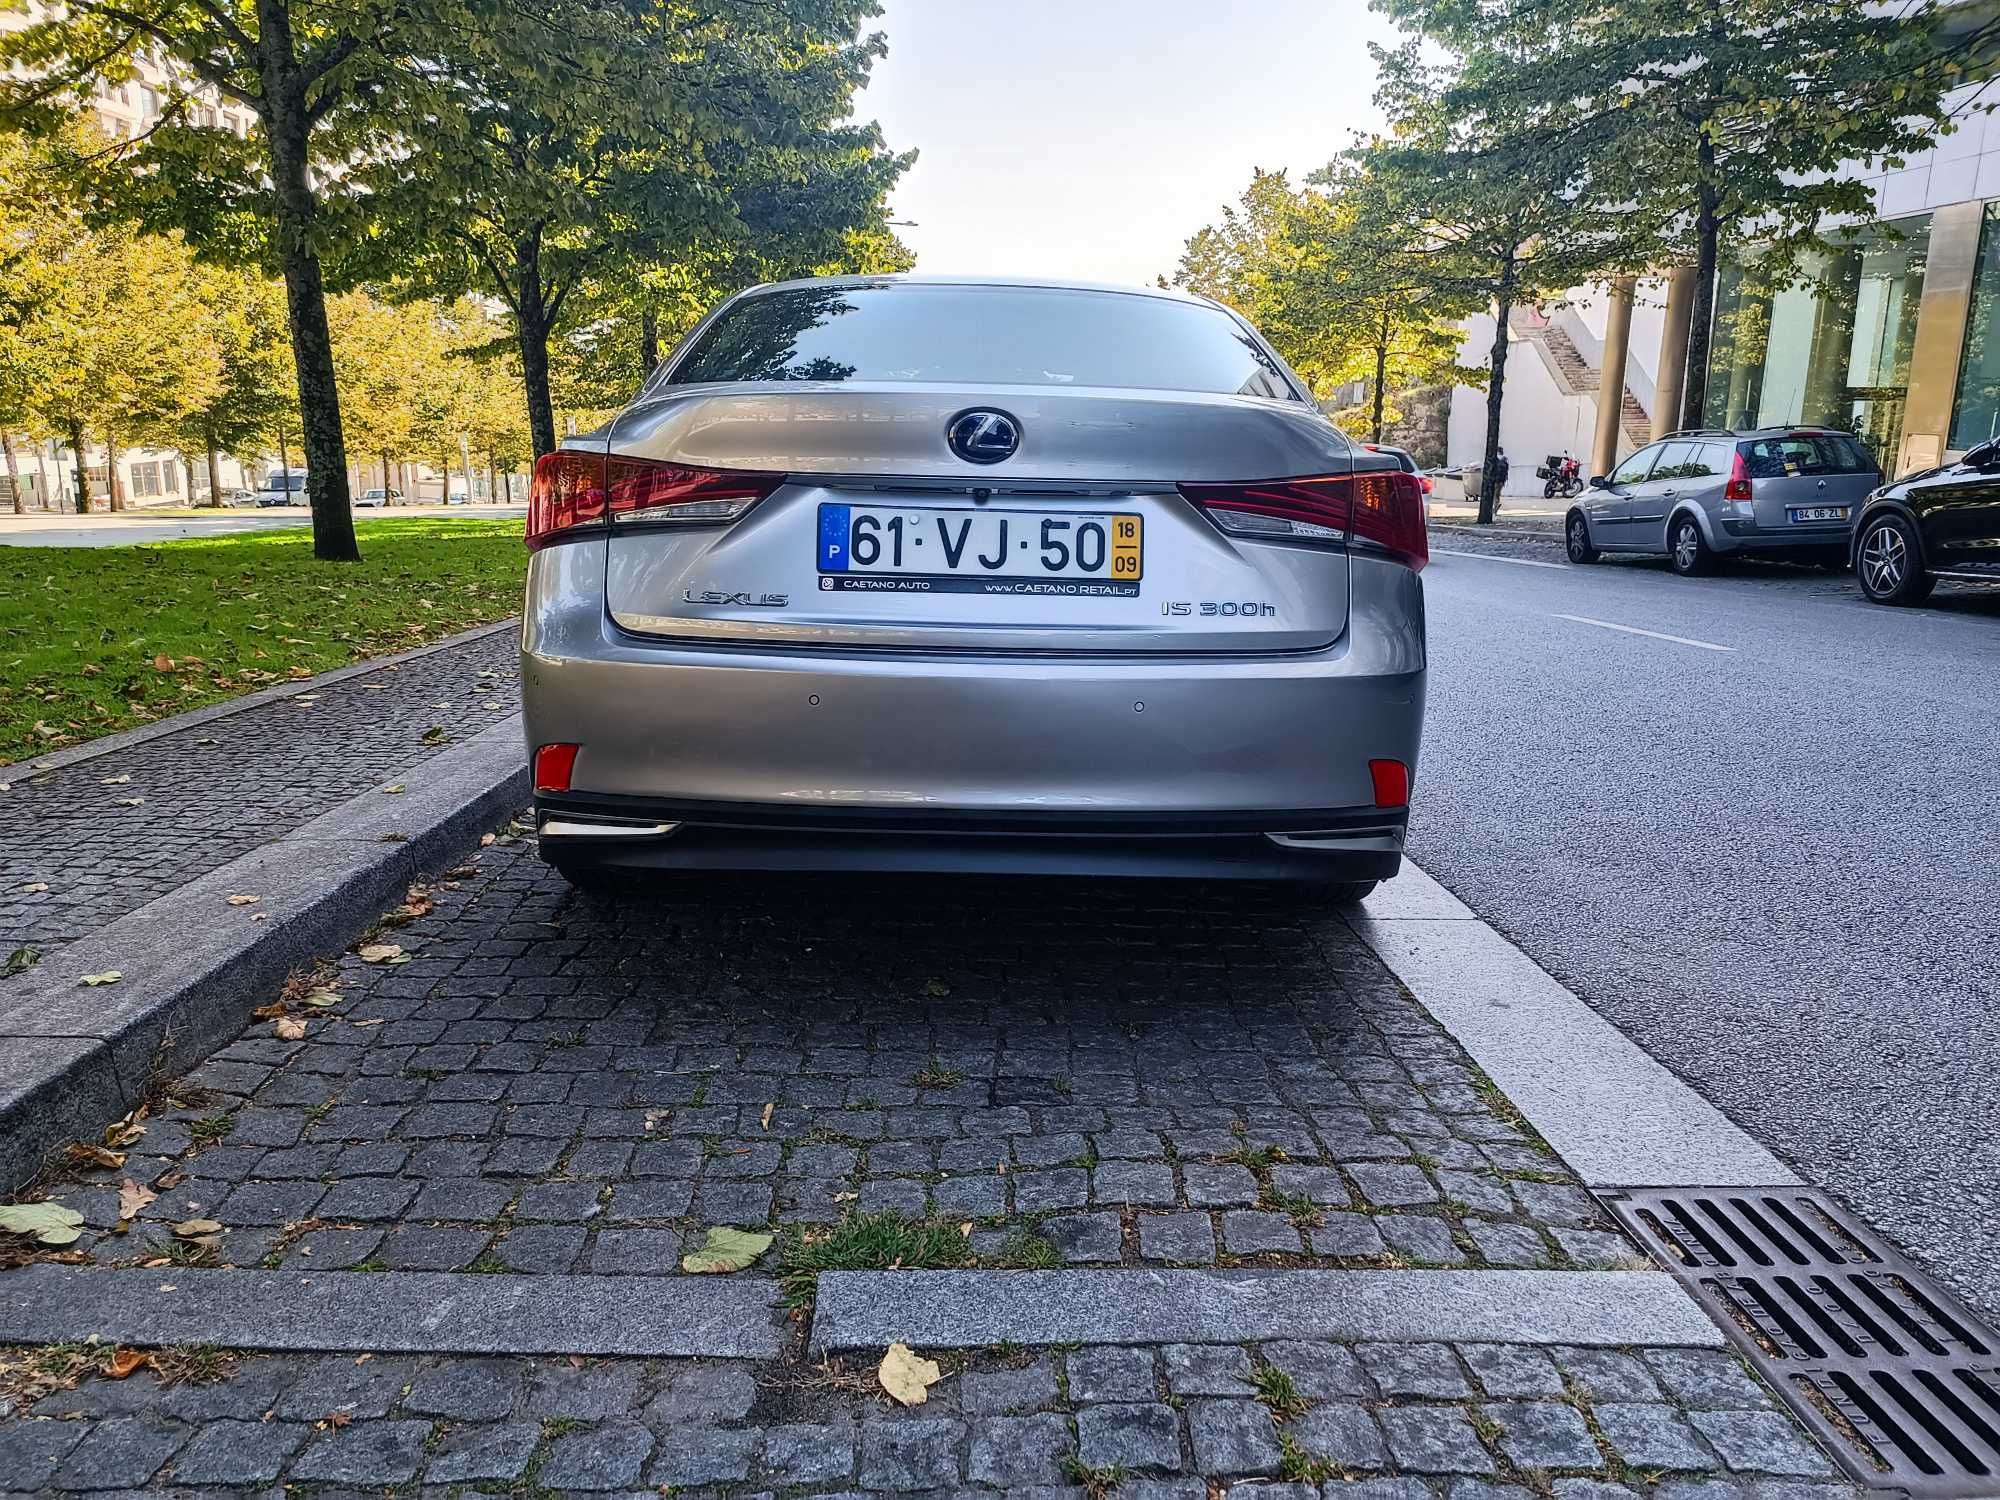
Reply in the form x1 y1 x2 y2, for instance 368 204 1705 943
0 714 528 1194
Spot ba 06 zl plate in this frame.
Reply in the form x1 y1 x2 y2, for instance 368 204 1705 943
817 502 1142 597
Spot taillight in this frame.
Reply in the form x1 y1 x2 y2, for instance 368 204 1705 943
1724 449 1753 503
1178 469 1428 572
526 451 782 549
1369 758 1411 808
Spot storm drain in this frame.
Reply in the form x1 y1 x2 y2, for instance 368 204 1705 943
1600 1187 2000 1497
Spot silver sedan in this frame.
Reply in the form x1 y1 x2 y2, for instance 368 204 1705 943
520 275 1427 898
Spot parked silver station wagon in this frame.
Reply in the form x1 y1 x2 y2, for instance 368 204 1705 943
519 275 1428 897
1564 426 1883 575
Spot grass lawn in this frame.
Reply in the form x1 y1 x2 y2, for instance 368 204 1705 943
0 517 526 762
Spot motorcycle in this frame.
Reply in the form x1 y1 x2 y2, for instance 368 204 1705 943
1536 453 1583 499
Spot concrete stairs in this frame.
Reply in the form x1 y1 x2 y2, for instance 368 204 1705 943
1510 307 1652 449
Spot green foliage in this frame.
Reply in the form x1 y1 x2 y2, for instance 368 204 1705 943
0 517 524 757
779 1211 976 1311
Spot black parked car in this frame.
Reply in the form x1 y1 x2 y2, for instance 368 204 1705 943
1852 440 2000 605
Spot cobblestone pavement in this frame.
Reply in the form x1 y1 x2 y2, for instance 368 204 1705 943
0 1338 1856 1495
0 630 518 954
29 829 1637 1275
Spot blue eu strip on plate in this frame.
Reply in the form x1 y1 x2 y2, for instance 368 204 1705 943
818 504 850 572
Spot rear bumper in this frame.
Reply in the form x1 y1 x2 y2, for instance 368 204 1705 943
535 793 1407 880
1716 518 1852 550
521 537 1425 870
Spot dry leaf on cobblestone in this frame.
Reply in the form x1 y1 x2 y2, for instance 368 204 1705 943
115 797 144 807
0 782 10 792
105 1111 146 1148
5 945 41 977
357 944 407 964
172 1219 222 1237
293 694 319 704
480 833 497 845
273 1016 308 1040
924 978 951 997
100 774 131 785
0 1202 85 1245
252 1001 287 1019
878 1342 942 1406
381 783 406 794
680 1226 773 1273
302 990 342 1007
226 894 261 906
760 1103 774 1131
21 882 48 893
65 1143 125 1170
117 1179 155 1220
104 1348 151 1379
349 1017 385 1027
79 971 122 987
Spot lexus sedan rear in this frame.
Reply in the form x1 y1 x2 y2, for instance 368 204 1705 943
520 275 1427 897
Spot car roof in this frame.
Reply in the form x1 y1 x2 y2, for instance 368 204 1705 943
742 271 1214 308
1657 426 1863 442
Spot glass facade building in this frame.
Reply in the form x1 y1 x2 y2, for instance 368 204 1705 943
1950 203 2000 451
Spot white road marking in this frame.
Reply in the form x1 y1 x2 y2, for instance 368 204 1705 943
1556 613 1733 652
1431 547 1567 570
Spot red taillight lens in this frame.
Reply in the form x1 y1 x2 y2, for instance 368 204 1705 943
533 742 578 793
1724 449 1753 503
1178 470 1428 571
1369 758 1410 808
607 459 783 525
526 452 783 549
526 451 605 549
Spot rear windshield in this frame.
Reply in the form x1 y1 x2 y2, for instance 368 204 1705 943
1739 435 1877 478
665 283 1299 400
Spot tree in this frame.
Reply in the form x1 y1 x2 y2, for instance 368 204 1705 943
354 0 912 457
1169 169 1299 311
1375 0 1999 433
161 265 293 505
1362 30 1641 522
0 0 481 557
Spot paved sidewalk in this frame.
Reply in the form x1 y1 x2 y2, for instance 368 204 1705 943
0 625 518 956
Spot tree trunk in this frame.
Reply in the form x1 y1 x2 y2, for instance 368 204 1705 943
381 452 393 503
641 305 660 377
1 429 22 515
1680 158 1721 431
182 454 196 502
279 426 291 475
1371 331 1390 446
1479 260 1517 527
258 15 358 561
34 443 55 510
68 420 89 513
206 438 224 507
514 234 559 459
105 433 125 511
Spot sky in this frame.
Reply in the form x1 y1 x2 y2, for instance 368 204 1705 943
857 0 1400 288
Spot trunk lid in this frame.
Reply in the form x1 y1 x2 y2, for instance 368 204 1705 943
1741 432 1882 528
598 384 1355 654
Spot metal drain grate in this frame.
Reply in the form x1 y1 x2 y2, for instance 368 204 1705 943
1600 1187 2000 1497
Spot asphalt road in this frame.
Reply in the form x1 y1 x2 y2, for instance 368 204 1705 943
1409 532 2000 1319
0 503 526 546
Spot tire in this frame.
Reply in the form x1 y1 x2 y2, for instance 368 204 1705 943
1668 512 1712 576
1321 880 1379 906
1565 511 1599 564
1854 513 1935 606
1543 478 1560 499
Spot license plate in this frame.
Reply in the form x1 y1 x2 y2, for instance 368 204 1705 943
817 503 1142 596
1789 506 1850 523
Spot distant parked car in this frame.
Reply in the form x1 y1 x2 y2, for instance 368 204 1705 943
1365 443 1434 495
254 468 309 507
1565 427 1881 575
1851 440 2000 605
359 487 402 508
219 487 256 507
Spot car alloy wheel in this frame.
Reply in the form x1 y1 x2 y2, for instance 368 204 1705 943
1859 520 1906 595
1566 514 1598 564
1670 515 1708 576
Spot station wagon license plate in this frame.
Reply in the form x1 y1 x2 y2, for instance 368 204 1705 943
817 503 1143 596
1788 506 1850 523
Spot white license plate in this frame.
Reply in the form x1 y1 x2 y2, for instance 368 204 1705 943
816 502 1143 596
1789 506 1850 523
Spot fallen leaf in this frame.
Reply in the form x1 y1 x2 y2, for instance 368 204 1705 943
225 893 261 907
79 970 123 987
301 990 342 1008
251 1001 287 1019
65 1143 126 1170
0 1202 85 1245
479 833 496 846
679 1225 774 1274
924 978 951 998
349 1017 385 1027
381 783 405 794
354 1353 372 1365
172 1219 223 1237
357 943 406 964
273 1016 307 1040
117 1179 156 1219
152 653 174 672
104 1348 150 1379
5 944 41 977
293 694 319 704
21 882 48 893
959 1221 973 1236
115 797 144 807
832 1190 858 1203
100 773 131 785
325 1409 352 1428
196 736 218 745
760 1102 775 1132
644 1109 671 1132
879 1342 943 1406
251 913 268 923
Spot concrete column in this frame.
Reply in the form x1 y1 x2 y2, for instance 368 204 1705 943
1591 277 1638 478
1652 267 1698 442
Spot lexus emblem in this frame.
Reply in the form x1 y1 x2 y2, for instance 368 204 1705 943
947 407 1021 465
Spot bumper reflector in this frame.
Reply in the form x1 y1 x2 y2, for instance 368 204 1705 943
533 743 579 793
1369 759 1410 809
